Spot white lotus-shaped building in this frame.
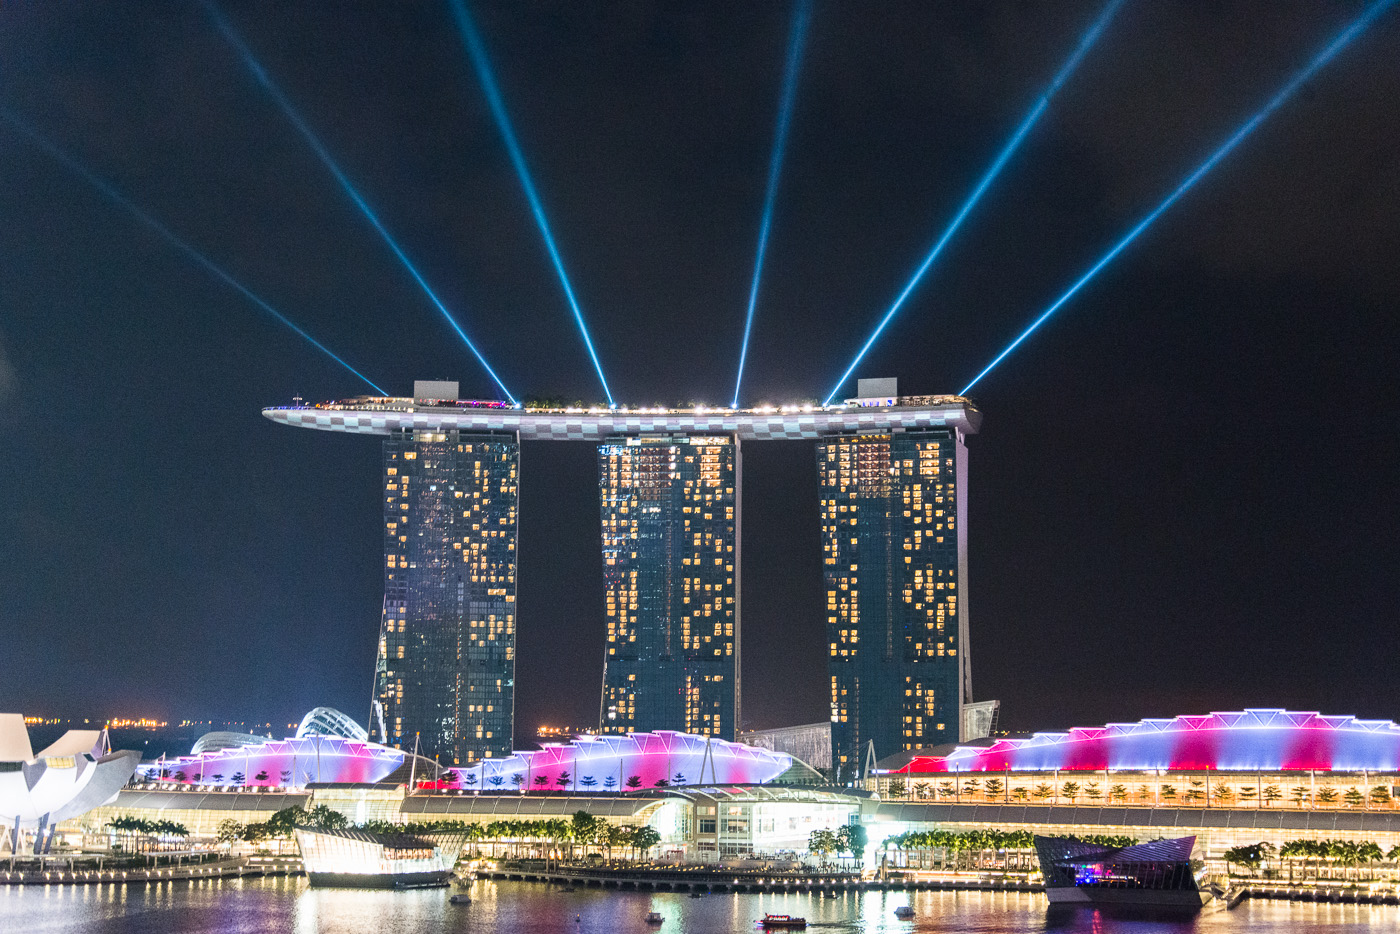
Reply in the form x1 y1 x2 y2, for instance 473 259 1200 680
0 713 140 839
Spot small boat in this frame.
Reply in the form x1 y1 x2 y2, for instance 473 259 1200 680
893 905 914 919
759 915 807 930
688 891 706 898
449 893 472 905
644 911 665 924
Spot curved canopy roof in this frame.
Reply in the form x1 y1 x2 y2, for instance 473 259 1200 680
882 710 1400 774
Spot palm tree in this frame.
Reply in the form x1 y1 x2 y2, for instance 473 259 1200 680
533 775 550 788
1108 784 1128 803
253 771 270 784
653 777 670 788
1031 783 1053 802
1082 780 1099 802
555 771 572 790
280 770 292 785
1061 781 1080 804
625 775 642 789
1316 787 1339 806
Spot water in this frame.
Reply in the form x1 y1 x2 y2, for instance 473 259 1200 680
2 877 1397 933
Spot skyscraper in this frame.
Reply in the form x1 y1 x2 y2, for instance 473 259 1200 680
373 427 519 766
598 435 739 739
818 426 970 778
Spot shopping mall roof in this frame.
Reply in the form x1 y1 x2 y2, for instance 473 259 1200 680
877 710 1400 775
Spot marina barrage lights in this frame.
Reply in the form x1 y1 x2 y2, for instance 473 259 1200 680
961 0 1398 395
201 1 515 404
0 109 386 396
823 0 1127 406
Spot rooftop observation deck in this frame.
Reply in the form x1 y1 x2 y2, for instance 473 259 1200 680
261 395 982 442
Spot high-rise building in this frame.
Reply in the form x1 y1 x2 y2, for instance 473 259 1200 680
597 435 739 739
818 425 971 779
373 427 519 766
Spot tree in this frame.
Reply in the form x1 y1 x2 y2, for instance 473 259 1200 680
1212 784 1235 804
280 770 292 785
510 773 525 789
653 778 671 788
672 772 686 786
1012 787 1029 802
1369 785 1392 806
631 825 661 859
1160 784 1178 803
1289 786 1310 807
580 775 598 789
212 774 225 784
1185 779 1205 804
625 775 642 789
1262 784 1283 806
1344 786 1365 807
489 774 504 788
303 804 348 831
534 775 550 787
808 828 838 864
887 778 907 798
961 778 981 799
1061 782 1080 804
464 773 479 788
1316 787 1339 805
603 775 617 791
216 819 244 845
1031 783 1053 801
230 772 246 787
253 771 270 784
1082 781 1099 802
556 771 572 789
837 823 868 867
174 771 187 783
571 811 599 858
936 781 954 800
1108 784 1128 803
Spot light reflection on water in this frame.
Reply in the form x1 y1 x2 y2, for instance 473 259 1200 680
2 876 1398 933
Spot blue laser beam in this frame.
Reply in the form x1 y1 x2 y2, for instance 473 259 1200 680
446 0 615 407
732 0 813 409
1 108 387 395
201 1 515 404
960 0 1397 396
822 0 1128 406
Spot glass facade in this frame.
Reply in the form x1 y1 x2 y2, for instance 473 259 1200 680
597 435 739 739
374 430 518 766
818 429 970 778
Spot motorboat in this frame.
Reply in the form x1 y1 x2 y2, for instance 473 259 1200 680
893 906 915 919
759 915 807 930
449 893 472 905
644 911 665 924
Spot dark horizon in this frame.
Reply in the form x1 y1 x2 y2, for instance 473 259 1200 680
2 1 1398 746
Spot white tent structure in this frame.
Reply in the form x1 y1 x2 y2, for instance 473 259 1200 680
0 713 140 854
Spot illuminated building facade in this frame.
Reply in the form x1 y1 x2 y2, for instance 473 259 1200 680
598 435 739 739
818 427 971 778
374 428 519 766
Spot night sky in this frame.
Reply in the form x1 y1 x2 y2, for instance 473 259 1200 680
2 2 1397 743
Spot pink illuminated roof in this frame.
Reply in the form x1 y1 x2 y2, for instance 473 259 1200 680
883 709 1400 775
